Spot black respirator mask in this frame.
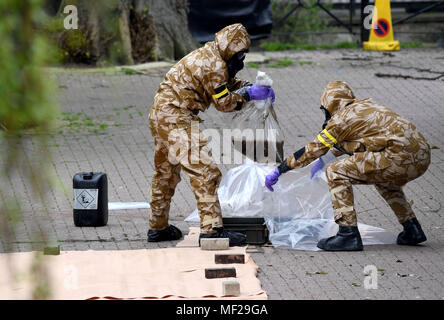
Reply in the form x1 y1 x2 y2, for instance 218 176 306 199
320 105 331 129
227 51 247 78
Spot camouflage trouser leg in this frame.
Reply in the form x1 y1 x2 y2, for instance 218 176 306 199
149 141 182 230
149 109 223 233
325 150 430 227
182 162 223 234
374 184 415 224
325 170 358 227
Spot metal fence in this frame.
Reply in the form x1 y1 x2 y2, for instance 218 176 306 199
273 0 444 43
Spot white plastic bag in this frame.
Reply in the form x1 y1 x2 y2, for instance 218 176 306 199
184 158 273 222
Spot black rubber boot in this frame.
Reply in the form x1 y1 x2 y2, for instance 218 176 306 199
147 224 182 242
199 228 247 247
317 226 363 251
397 218 427 245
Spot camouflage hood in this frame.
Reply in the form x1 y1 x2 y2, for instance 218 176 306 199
320 81 356 116
214 23 251 62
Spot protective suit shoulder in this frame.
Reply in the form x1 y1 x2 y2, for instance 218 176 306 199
202 63 244 113
281 116 347 172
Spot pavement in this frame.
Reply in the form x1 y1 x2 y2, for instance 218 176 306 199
1 48 443 300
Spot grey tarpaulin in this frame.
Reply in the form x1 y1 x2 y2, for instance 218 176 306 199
188 0 272 43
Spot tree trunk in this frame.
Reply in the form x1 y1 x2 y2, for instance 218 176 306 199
134 0 198 61
50 0 197 65
118 0 134 65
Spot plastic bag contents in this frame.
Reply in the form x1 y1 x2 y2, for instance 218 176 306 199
231 71 284 164
185 158 273 222
185 154 395 251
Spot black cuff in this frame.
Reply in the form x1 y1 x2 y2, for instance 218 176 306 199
278 147 306 174
240 90 250 102
293 147 306 161
278 160 291 174
234 100 243 110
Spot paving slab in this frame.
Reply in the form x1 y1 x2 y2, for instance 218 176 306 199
1 48 443 300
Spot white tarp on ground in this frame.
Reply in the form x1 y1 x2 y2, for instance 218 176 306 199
108 202 150 210
185 158 396 251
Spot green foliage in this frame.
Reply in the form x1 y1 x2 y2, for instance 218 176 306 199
0 0 59 299
271 0 331 44
0 1 58 133
0 0 58 299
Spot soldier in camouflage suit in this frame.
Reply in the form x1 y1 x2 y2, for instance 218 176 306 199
265 81 430 251
148 24 268 246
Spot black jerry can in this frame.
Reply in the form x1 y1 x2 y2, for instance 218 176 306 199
73 172 108 227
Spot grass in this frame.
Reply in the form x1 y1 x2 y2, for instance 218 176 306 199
53 111 118 135
265 58 294 68
260 41 430 52
122 68 143 75
260 41 360 51
248 62 260 68
401 42 425 48
248 58 314 69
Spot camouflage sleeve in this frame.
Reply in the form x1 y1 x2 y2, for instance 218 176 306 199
227 77 249 91
331 148 345 157
204 70 246 113
278 118 344 173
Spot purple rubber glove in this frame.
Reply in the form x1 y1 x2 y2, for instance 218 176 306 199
265 167 281 192
269 87 275 102
247 84 276 102
310 157 325 179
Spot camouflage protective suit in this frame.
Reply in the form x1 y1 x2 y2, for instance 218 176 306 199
149 24 251 233
279 81 431 227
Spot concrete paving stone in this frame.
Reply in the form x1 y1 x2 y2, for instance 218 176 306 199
1 49 443 299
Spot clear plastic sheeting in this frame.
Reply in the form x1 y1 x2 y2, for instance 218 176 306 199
266 218 396 251
265 218 339 251
265 161 396 250
185 157 396 250
231 71 284 164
